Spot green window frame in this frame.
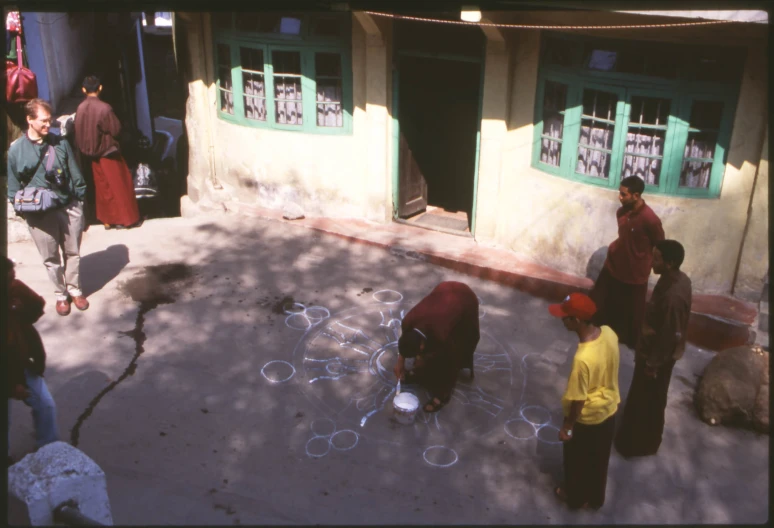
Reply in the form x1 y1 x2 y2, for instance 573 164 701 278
532 33 742 198
212 12 353 135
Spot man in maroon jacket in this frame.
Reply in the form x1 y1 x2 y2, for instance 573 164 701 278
590 176 665 348
74 75 141 230
5 257 59 465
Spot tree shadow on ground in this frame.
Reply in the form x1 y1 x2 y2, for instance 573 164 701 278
7 214 768 525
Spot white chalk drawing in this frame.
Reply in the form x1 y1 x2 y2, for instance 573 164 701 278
284 302 331 331
477 295 486 319
501 352 562 445
260 360 296 384
372 289 403 304
305 418 360 458
423 445 459 468
262 289 562 466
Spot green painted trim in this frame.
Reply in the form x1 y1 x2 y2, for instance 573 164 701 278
470 48 486 237
213 35 353 135
391 59 400 219
397 49 483 64
532 67 739 198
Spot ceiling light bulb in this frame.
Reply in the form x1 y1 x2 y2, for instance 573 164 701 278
461 9 481 23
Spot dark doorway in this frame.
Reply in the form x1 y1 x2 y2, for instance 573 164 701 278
394 17 484 234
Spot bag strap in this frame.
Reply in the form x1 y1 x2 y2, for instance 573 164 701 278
18 144 49 190
16 35 23 68
45 145 56 172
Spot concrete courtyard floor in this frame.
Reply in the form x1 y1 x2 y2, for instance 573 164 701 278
7 213 769 525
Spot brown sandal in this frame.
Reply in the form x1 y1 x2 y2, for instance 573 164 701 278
423 396 449 413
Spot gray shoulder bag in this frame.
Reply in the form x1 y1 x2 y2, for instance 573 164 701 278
13 145 63 213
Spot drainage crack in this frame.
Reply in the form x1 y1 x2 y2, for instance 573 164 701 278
70 299 159 447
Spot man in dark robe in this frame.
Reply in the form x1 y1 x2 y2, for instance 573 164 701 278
615 239 692 457
74 75 141 229
393 281 480 412
590 175 665 348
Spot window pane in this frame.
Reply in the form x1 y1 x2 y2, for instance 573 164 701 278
629 96 670 126
622 156 661 185
576 89 618 179
582 90 617 121
623 96 671 185
680 100 723 188
576 148 611 179
212 12 232 30
217 43 233 114
579 122 614 150
680 161 712 189
542 80 567 141
241 48 265 121
273 51 303 125
541 138 561 167
315 53 342 128
586 49 617 71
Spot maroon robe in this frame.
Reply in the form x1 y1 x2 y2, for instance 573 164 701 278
75 96 139 227
401 281 480 400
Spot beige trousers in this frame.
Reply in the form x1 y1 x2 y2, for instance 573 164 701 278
26 200 85 301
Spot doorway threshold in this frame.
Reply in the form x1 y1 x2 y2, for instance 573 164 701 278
397 207 472 238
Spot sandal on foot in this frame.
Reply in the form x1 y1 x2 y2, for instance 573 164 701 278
555 486 568 503
423 396 449 413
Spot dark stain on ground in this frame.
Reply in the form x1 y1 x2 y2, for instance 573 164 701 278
214 503 237 515
272 295 295 314
70 263 195 448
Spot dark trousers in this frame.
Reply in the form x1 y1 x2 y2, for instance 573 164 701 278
563 413 616 509
615 358 676 457
590 267 647 348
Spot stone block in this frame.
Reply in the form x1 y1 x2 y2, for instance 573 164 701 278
7 202 32 244
7 441 113 525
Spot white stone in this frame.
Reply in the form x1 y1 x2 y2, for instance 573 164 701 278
282 201 305 220
7 441 113 525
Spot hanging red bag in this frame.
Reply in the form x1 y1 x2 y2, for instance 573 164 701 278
6 34 38 103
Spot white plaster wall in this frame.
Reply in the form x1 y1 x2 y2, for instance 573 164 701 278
490 31 768 295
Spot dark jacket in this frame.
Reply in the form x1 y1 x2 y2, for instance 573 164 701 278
74 96 122 158
6 132 87 204
6 279 47 396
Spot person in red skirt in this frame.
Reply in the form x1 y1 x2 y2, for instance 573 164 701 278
74 75 141 230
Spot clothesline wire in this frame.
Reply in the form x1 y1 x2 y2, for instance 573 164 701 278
363 10 747 30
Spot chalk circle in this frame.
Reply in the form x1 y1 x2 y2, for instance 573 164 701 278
372 290 403 304
536 424 562 445
504 419 536 440
260 360 296 384
520 406 552 428
310 418 337 437
325 360 346 375
283 302 306 315
330 430 359 451
285 313 311 331
305 306 331 323
423 446 459 468
306 436 331 458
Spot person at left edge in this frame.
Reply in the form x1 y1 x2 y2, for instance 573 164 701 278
6 98 89 316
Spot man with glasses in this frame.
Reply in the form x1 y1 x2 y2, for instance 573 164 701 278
6 98 88 316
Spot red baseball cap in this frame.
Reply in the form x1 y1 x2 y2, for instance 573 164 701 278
548 293 597 320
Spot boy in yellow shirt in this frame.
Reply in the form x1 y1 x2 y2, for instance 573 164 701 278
548 292 620 510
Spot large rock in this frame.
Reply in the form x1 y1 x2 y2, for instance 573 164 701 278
7 441 113 525
695 345 769 433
